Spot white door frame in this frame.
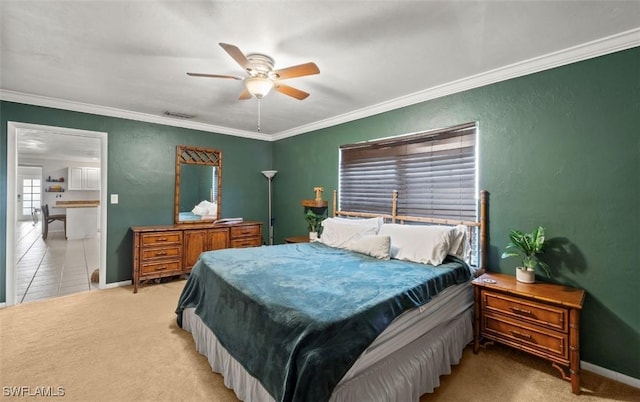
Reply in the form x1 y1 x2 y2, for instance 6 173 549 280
5 122 108 306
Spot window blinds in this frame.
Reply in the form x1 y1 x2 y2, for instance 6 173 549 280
339 122 477 221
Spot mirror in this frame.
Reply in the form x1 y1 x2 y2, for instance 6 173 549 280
174 145 222 224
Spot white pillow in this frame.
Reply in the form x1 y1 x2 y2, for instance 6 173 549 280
191 205 207 216
320 219 379 249
449 225 470 259
346 235 391 260
194 200 217 216
378 223 455 266
331 216 384 231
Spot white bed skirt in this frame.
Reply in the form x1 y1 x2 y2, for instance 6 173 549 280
183 306 473 402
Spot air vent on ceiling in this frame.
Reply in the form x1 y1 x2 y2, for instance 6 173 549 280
163 111 196 119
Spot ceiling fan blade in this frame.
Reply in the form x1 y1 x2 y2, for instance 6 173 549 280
275 84 310 100
273 62 320 80
219 43 251 72
187 72 243 80
239 88 252 100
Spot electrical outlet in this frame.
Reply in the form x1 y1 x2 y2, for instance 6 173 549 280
110 194 118 204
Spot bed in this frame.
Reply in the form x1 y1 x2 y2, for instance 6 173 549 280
176 190 488 402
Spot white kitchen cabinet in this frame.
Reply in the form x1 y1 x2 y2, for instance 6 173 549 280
56 201 100 239
68 167 100 190
66 207 99 239
68 167 83 190
84 167 100 190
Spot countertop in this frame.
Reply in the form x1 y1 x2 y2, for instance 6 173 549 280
56 200 100 208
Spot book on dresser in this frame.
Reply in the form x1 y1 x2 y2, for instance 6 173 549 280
472 272 585 394
130 221 262 293
213 217 243 225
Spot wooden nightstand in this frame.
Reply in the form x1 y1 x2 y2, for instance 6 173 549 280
285 235 310 244
472 272 585 394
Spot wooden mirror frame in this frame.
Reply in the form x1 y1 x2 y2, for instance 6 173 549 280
174 145 222 224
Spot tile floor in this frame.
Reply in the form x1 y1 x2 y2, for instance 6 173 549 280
15 220 99 304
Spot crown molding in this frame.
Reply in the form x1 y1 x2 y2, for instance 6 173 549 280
2 28 638 143
272 27 640 141
0 90 271 141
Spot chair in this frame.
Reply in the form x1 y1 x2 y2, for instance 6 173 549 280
42 204 66 240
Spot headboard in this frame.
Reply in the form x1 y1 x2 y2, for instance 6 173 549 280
332 189 488 276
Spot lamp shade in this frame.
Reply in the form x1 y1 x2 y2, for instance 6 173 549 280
245 77 275 99
261 170 278 179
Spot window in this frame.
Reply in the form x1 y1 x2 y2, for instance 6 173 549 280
339 122 478 263
339 122 477 219
22 178 42 216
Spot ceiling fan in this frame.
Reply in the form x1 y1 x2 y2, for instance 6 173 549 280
187 43 320 100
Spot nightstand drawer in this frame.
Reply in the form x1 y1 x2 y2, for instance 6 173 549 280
230 225 261 238
231 237 261 248
482 291 567 332
141 231 182 247
141 245 182 261
141 260 182 275
483 313 568 360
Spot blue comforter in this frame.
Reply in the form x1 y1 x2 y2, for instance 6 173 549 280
176 242 470 402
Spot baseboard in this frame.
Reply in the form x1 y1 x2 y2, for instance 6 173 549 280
102 280 132 289
582 360 640 389
0 302 6 309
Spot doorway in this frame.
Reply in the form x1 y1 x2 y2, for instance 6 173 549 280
17 166 43 222
6 122 108 306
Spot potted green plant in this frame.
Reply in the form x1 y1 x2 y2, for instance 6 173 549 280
304 209 325 241
501 226 551 283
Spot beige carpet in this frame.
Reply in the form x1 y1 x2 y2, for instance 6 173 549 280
1 280 638 402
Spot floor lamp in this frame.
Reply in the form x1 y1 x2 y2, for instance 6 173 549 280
261 170 277 245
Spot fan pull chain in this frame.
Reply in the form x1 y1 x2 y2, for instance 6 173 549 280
257 98 261 132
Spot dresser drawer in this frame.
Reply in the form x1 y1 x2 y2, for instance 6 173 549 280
483 313 568 360
482 290 567 332
140 260 182 275
141 231 182 247
230 224 261 238
141 245 182 261
231 237 261 248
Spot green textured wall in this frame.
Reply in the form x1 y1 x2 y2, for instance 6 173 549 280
0 102 272 297
273 48 640 379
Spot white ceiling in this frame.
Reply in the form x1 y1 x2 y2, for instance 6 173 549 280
17 129 101 163
2 1 639 148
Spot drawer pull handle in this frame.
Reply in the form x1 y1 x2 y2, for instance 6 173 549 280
157 237 168 242
155 266 167 271
510 330 532 340
155 251 167 256
509 306 532 315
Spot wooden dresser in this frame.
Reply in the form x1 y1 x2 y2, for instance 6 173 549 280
472 272 585 394
131 221 262 293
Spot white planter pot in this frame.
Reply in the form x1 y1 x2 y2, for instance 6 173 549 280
516 267 535 283
309 232 318 241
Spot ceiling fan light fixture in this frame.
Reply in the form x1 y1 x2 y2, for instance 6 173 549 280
245 77 274 99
